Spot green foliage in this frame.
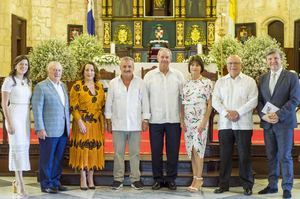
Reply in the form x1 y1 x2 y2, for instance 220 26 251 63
69 33 104 69
241 36 287 81
209 36 243 72
28 39 77 82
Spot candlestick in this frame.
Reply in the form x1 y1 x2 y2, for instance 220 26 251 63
197 42 203 54
110 42 115 54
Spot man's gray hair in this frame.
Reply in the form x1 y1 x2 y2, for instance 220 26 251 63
120 56 134 64
157 47 172 59
47 61 62 72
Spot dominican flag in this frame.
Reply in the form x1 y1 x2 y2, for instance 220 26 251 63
87 0 95 35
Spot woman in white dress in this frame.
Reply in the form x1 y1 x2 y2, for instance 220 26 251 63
181 55 213 192
1 55 31 197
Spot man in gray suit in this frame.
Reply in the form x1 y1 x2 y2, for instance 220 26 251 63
257 49 300 199
32 61 70 194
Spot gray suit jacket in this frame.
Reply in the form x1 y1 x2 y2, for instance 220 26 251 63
32 79 70 137
257 69 300 129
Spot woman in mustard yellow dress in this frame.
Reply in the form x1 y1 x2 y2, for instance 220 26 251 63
69 62 105 190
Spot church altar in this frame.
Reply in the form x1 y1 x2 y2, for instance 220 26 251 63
99 62 218 88
99 62 218 78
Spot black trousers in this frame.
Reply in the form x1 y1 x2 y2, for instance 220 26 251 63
218 129 254 189
149 123 181 183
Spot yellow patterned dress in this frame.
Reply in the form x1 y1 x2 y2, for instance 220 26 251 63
69 80 105 170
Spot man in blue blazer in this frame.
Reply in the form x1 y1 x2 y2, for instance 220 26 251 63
257 49 300 199
32 61 70 194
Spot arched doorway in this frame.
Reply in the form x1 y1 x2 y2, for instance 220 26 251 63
268 20 284 47
294 20 300 73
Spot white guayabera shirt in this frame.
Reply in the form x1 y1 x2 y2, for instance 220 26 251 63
105 75 150 131
212 72 258 130
144 68 184 124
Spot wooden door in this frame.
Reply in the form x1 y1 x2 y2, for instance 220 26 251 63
11 14 27 68
294 20 300 73
268 20 284 47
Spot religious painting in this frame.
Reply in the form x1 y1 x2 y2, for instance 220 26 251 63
186 0 206 18
67 24 83 43
144 0 174 17
235 23 256 44
113 0 132 17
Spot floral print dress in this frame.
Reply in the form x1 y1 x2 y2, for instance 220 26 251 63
182 78 213 159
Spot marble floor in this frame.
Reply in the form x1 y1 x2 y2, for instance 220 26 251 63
0 177 300 199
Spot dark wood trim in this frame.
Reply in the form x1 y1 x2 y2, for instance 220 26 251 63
11 14 27 67
294 20 300 73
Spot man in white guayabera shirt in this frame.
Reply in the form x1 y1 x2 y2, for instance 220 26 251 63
212 55 258 196
144 48 184 191
105 56 150 191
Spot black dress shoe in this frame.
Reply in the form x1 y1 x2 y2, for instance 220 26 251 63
80 186 88 191
214 187 229 194
166 181 177 190
244 188 252 196
58 185 68 191
41 187 58 194
152 181 163 190
258 186 278 194
283 190 291 199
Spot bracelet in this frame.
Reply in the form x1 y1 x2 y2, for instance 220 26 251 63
143 119 149 123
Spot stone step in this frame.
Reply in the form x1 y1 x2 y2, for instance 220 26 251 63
58 168 241 187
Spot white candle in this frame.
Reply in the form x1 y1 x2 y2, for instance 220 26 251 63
110 42 115 54
197 42 203 54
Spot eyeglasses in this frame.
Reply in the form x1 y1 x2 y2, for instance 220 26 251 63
227 62 241 65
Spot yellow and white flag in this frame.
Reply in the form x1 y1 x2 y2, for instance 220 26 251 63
228 0 236 37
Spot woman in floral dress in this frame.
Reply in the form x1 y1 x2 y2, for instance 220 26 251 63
181 55 213 192
69 62 105 190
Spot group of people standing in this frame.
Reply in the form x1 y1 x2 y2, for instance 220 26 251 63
1 47 300 199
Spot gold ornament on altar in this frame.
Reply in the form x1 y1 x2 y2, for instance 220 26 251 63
114 25 133 45
176 22 184 47
154 0 165 8
134 21 142 47
103 22 111 46
185 25 206 46
155 25 164 40
191 25 201 43
207 22 215 47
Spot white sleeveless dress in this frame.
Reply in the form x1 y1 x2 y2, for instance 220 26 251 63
1 76 31 171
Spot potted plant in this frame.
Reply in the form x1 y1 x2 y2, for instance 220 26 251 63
69 33 104 70
209 36 243 75
29 39 77 83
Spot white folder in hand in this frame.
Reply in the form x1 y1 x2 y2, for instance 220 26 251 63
261 102 280 114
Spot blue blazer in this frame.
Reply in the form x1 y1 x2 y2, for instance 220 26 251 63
257 69 300 129
32 79 70 137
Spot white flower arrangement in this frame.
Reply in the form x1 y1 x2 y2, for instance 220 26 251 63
93 54 120 66
241 36 287 81
149 40 169 44
183 54 216 65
